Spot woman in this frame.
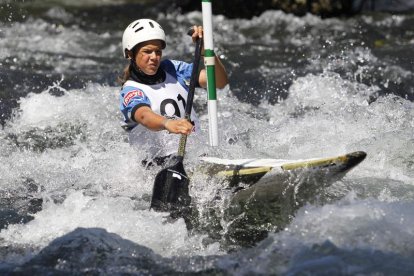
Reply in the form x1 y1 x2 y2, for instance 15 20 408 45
119 19 228 162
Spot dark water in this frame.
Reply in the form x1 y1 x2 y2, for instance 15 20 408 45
1 1 414 275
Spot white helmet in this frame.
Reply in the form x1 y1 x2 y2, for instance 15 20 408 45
122 19 166 58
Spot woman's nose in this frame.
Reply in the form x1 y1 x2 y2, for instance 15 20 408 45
149 51 157 59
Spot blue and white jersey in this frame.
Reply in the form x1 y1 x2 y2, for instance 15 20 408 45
120 59 197 129
119 59 201 158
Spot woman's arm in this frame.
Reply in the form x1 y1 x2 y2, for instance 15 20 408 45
190 25 229 89
134 106 193 135
198 56 228 89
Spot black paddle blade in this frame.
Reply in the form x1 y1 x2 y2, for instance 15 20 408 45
150 160 191 213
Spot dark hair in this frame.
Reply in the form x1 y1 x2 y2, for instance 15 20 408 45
118 45 140 85
118 63 132 85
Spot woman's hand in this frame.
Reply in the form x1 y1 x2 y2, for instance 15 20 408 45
190 25 228 89
164 118 194 135
134 106 193 135
191 25 203 42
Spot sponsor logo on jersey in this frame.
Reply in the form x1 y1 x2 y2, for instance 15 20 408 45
123 89 144 106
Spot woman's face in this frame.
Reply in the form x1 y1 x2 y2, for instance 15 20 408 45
133 40 163 75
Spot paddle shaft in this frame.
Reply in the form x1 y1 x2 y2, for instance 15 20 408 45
150 30 202 213
177 31 203 158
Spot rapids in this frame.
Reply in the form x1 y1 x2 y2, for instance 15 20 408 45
0 1 413 274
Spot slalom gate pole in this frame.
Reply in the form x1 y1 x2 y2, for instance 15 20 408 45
202 0 219 147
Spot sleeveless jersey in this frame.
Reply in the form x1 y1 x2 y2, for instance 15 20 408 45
119 59 202 158
120 59 200 131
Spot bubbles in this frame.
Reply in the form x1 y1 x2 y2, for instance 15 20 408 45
0 83 225 264
278 195 414 256
216 194 414 274
1 4 414 274
44 7 74 23
259 72 414 182
0 190 206 257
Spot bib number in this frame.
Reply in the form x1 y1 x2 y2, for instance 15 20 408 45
160 94 187 118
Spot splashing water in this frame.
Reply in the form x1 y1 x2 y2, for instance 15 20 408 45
1 3 413 274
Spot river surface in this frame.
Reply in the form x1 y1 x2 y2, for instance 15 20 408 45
1 1 414 275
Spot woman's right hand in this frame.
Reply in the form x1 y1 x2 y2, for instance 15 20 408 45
134 106 194 135
164 118 194 135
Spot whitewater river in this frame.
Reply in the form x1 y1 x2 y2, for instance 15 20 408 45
1 1 414 275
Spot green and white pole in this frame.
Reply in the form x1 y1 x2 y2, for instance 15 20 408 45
202 0 219 147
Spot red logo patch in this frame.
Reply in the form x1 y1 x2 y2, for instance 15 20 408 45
123 89 144 106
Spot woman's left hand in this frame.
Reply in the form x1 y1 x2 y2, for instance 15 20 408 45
191 25 203 43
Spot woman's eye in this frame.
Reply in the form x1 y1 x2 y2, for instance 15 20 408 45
142 49 161 55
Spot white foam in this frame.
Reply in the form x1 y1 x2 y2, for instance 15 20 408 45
1 8 413 270
0 84 223 259
0 190 216 258
217 193 414 274
260 73 414 182
276 193 414 256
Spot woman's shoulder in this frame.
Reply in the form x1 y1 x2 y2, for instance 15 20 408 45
161 59 192 78
122 80 140 89
160 59 176 75
120 80 145 95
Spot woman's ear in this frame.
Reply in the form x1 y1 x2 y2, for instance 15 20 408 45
126 50 133 60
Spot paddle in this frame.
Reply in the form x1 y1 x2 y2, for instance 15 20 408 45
150 29 203 215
